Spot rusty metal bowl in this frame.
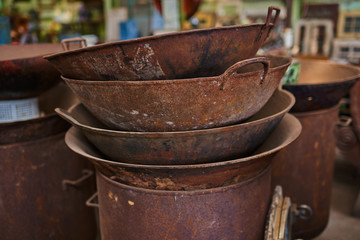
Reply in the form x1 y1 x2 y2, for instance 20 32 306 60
64 113 302 190
0 43 65 100
56 89 294 165
61 55 291 131
283 59 360 112
44 6 280 81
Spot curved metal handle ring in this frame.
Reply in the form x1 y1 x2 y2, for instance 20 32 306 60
221 57 270 90
266 6 281 27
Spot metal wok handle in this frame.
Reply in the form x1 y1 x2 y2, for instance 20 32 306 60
55 107 84 129
61 37 87 51
265 6 281 27
221 57 270 90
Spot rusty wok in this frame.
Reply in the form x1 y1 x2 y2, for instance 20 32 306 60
56 89 294 165
61 55 291 131
64 113 301 190
282 59 360 112
44 6 280 81
0 43 65 100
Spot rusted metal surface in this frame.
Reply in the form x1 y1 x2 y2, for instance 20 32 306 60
61 55 291 131
0 113 69 145
0 132 97 239
45 6 280 81
65 113 301 191
0 83 95 239
0 82 78 145
0 43 64 100
92 165 271 240
350 80 360 141
271 104 340 239
283 59 360 112
334 116 360 170
56 89 294 165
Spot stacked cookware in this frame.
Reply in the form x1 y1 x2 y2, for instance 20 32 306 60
45 6 304 240
272 58 360 239
0 44 97 239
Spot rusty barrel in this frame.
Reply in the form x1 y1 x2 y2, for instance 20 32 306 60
0 84 98 239
271 104 340 239
90 165 271 240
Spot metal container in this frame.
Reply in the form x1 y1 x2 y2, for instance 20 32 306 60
65 113 301 190
0 82 78 144
89 165 272 240
61 55 291 131
44 6 280 81
56 88 294 165
0 43 64 100
283 59 360 112
271 104 340 239
0 84 97 239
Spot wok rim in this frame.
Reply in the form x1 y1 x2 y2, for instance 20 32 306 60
44 22 275 60
60 88 295 136
64 113 302 170
283 59 360 87
60 55 292 85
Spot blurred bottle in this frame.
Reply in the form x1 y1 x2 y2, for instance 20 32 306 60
0 16 11 45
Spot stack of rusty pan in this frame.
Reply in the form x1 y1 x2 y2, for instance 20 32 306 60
45 6 303 240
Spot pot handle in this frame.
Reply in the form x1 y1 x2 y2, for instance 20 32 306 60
292 204 313 221
221 57 270 90
62 169 94 191
265 6 281 27
86 192 99 208
61 37 87 51
336 115 352 127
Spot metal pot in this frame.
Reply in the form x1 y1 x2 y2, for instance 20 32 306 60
271 104 340 239
0 84 96 239
61 55 291 131
88 166 272 240
44 6 280 81
283 59 360 112
65 113 301 190
0 43 64 100
56 88 294 165
0 82 78 145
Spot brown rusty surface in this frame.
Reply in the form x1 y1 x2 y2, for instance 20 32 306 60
45 6 280 81
0 113 69 145
0 132 97 239
271 104 340 239
0 43 64 100
61 55 290 131
350 79 360 140
65 113 301 191
334 123 360 170
0 82 79 145
95 166 271 240
283 59 360 112
56 89 294 165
